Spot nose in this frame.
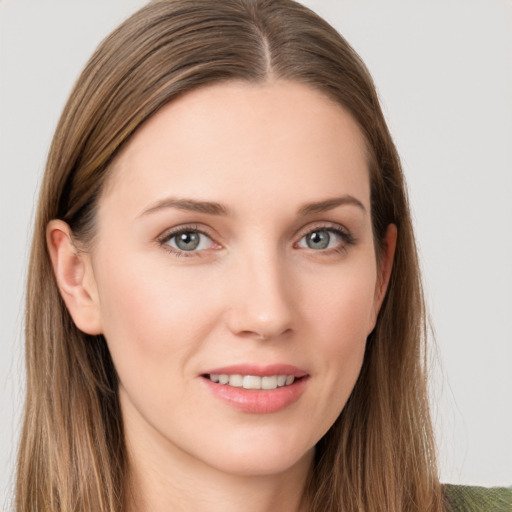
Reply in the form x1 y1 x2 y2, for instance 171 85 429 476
225 249 295 341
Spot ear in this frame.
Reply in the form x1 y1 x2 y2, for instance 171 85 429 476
368 223 397 333
46 220 103 335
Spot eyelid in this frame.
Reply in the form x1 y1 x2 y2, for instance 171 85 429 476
294 221 356 251
295 221 353 240
156 224 220 256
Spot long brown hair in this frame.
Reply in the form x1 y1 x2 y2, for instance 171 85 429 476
16 1 444 510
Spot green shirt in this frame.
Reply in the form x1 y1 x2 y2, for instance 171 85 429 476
443 484 512 512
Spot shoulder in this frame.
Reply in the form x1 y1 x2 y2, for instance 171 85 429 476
443 484 512 512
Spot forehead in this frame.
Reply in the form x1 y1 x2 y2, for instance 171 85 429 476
102 80 370 216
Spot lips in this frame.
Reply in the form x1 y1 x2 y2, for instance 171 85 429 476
200 364 309 414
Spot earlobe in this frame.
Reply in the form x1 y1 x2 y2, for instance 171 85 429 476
46 220 103 335
368 224 397 333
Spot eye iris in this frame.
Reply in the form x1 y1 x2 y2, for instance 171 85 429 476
307 230 330 249
175 232 200 251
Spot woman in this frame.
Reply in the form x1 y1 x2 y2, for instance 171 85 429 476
14 1 511 511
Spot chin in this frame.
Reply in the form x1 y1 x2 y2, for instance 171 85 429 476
205 444 314 478
185 426 317 478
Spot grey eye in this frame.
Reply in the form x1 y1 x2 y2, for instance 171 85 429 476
297 228 345 251
174 232 200 251
166 230 213 252
305 230 331 250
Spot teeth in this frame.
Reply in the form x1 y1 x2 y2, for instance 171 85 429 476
243 375 261 389
229 374 243 387
208 373 296 389
261 376 277 390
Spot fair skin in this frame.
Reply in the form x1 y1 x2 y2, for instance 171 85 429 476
48 80 396 512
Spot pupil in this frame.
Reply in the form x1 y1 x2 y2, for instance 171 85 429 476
307 230 330 249
176 232 200 250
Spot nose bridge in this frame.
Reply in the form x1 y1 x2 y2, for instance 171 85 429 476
227 240 294 339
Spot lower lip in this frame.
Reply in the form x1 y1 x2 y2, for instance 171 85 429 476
201 377 308 414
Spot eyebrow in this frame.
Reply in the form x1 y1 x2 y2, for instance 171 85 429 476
298 195 366 215
139 197 230 217
139 194 366 218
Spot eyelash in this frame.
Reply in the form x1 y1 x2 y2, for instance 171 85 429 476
157 223 356 258
296 225 356 255
157 224 215 258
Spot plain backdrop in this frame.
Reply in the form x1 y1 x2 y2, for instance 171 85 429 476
1 0 511 507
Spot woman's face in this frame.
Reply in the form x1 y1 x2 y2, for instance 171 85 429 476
82 80 394 476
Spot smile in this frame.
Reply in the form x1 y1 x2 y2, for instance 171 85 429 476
207 374 296 390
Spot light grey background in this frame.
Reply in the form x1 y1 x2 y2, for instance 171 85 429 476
1 0 511 507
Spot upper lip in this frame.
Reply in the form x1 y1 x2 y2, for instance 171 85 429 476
201 364 308 378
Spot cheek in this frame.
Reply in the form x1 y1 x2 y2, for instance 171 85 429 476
300 258 377 423
93 251 222 383
304 256 378 345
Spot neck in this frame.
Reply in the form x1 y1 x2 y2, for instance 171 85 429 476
124 441 313 512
